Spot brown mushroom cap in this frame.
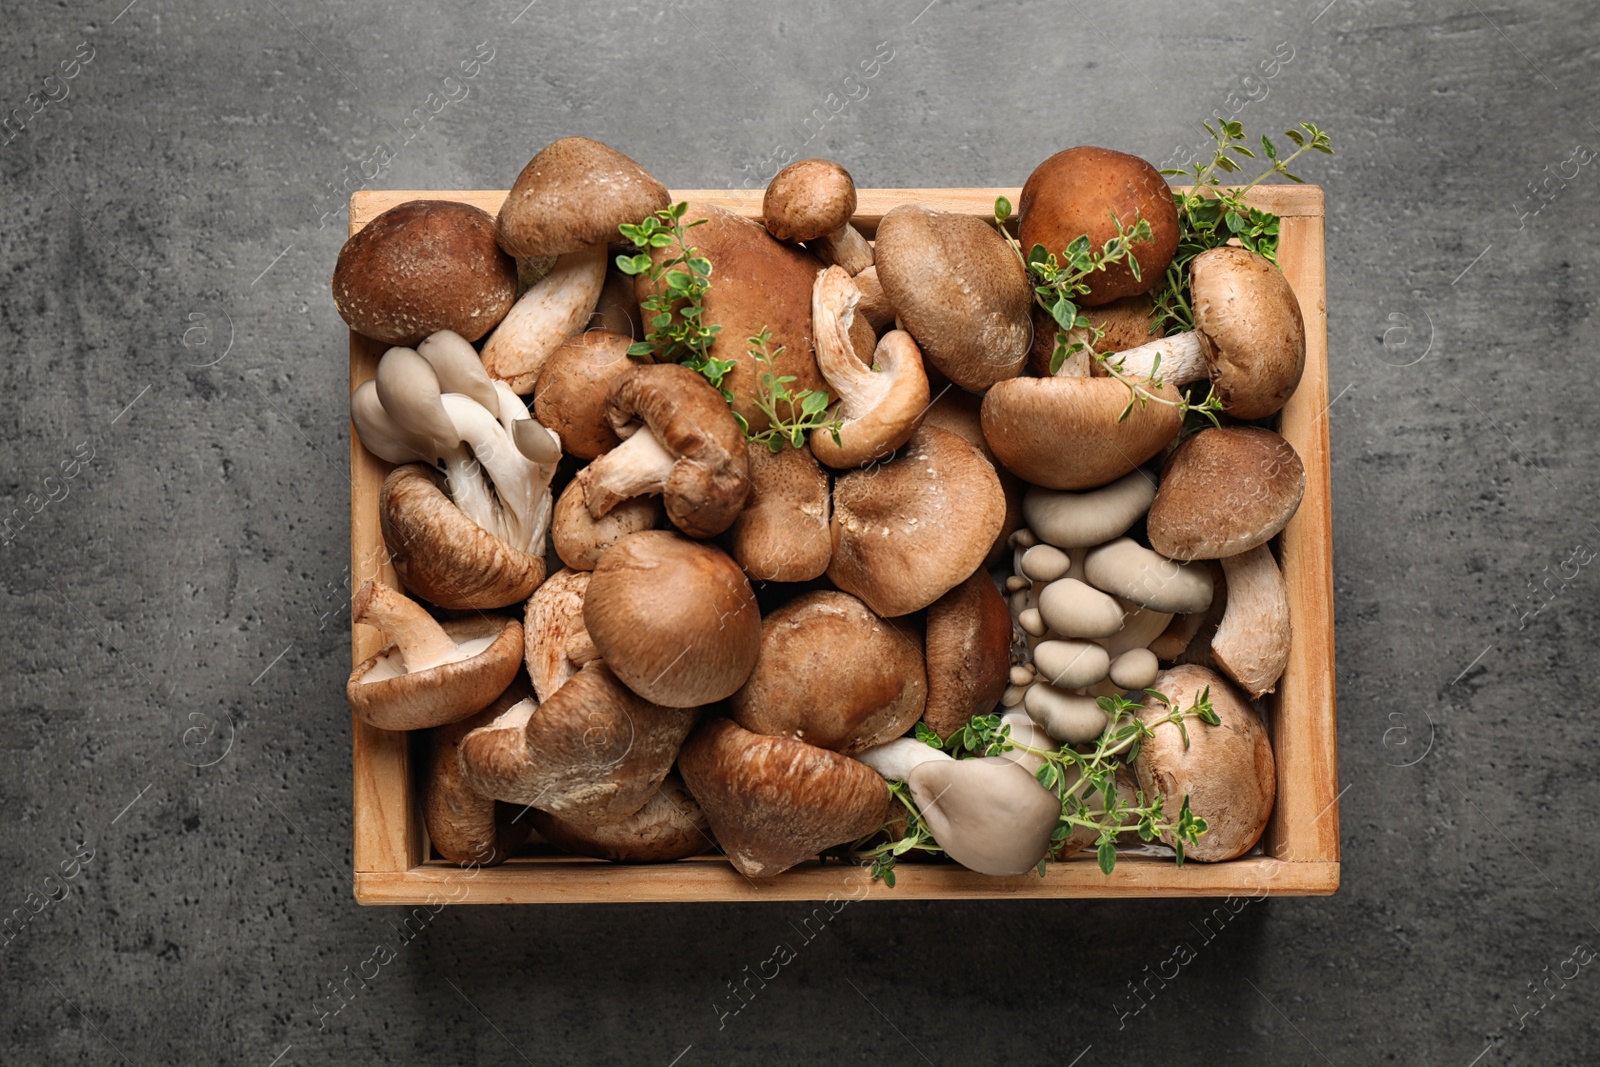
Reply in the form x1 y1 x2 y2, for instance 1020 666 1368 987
724 441 831 583
632 202 825 434
1190 246 1306 419
422 680 533 866
923 569 1014 738
920 389 1024 568
828 424 1006 617
1028 294 1163 377
346 612 523 731
873 204 1033 391
550 479 662 572
1146 426 1306 560
1017 147 1180 307
1133 664 1275 862
763 158 857 242
332 200 517 347
731 590 926 754
522 568 593 702
678 718 890 878
456 662 698 823
530 773 713 862
583 531 761 706
496 137 670 258
378 464 546 609
533 331 641 460
980 376 1183 491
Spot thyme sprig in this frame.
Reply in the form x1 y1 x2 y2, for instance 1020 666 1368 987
616 202 723 376
739 329 843 452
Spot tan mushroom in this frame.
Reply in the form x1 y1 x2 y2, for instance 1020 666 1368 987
495 136 670 258
906 756 1062 876
1212 545 1291 698
922 569 1013 738
345 580 523 730
530 773 712 862
550 479 661 572
980 375 1183 491
724 441 831 583
762 158 873 275
422 681 533 866
533 331 642 460
1147 426 1306 560
522 568 596 702
920 388 1025 568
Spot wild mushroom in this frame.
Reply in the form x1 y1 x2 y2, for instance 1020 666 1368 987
456 662 698 823
873 203 1033 391
582 531 761 707
678 718 889 878
1017 146 1180 306
828 424 1006 617
496 137 670 258
731 590 927 755
1036 578 1124 639
921 388 1025 568
980 375 1183 490
575 363 750 539
480 242 608 394
922 569 1013 739
724 441 831 583
1211 545 1291 698
1146 425 1306 560
1022 469 1156 549
906 756 1061 876
422 682 533 866
345 580 523 730
1028 294 1162 377
332 200 517 346
1097 246 1305 419
1133 665 1275 861
550 479 661 572
533 330 641 460
530 773 713 862
522 568 596 702
762 158 874 275
1083 538 1214 614
808 266 930 467
1022 683 1108 744
853 265 896 333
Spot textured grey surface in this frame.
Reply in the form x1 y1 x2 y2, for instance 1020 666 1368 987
2 0 1598 1063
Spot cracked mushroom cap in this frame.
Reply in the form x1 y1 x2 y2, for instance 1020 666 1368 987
533 330 641 460
551 478 662 572
495 137 670 258
1146 426 1306 560
422 681 534 866
678 718 890 879
873 203 1033 391
1017 147 1180 307
332 200 518 347
378 464 546 609
522 568 596 702
828 424 1006 617
1133 664 1275 862
531 773 713 863
583 531 761 707
1191 246 1306 419
725 440 832 583
980 376 1183 491
922 569 1014 739
731 590 927 755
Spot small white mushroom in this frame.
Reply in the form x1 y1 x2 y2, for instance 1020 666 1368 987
1018 608 1047 637
1000 684 1027 708
854 736 953 781
996 710 1057 775
1003 575 1031 594
1037 578 1124 639
1032 639 1111 689
1099 600 1176 659
1212 544 1291 698
905 756 1061 876
1109 648 1160 690
1023 682 1109 744
1020 544 1073 582
1009 664 1036 687
1022 469 1158 549
1083 537 1213 614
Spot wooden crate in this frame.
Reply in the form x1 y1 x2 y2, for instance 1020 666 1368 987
349 186 1337 904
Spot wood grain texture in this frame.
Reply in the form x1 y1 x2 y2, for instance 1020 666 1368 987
348 186 1335 903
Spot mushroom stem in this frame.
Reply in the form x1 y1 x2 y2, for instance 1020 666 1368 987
440 394 553 553
566 629 600 666
812 223 874 276
1212 545 1291 698
577 427 678 518
812 267 886 406
352 580 464 671
1103 331 1206 386
492 380 562 465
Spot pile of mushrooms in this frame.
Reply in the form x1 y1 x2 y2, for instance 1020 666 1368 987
333 135 1307 879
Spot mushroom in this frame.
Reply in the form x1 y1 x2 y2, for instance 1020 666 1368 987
854 736 953 781
731 590 927 755
1028 294 1162 377
456 661 698 823
724 441 831 583
575 363 751 539
479 242 608 394
762 158 874 275
550 479 662 572
1211 545 1291 698
1022 469 1157 549
345 580 523 730
906 756 1061 876
853 265 896 333
1098 246 1305 419
1017 147 1180 307
1082 538 1214 614
332 200 518 346
591 268 644 339
533 330 641 460
920 388 1025 568
1036 578 1124 639
1146 426 1306 560
530 774 713 863
873 203 1033 391
828 424 1006 617
980 375 1183 491
678 718 890 879
1022 683 1108 744
922 569 1013 739
994 709 1058 775
582 531 761 707
1108 647 1160 690
422 682 533 866
495 136 670 259
522 568 595 701
1032 639 1111 689
807 266 930 467
1098 599 1176 659
1133 665 1275 861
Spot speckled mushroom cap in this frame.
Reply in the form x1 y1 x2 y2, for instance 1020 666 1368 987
873 204 1033 391
550 479 662 572
332 200 517 347
762 159 858 242
346 612 524 731
531 773 712 863
725 441 832 583
922 569 1014 739
422 680 534 866
828 424 1006 618
1017 146 1180 307
533 330 641 460
378 464 546 609
495 137 669 258
583 531 761 707
1190 246 1306 419
1133 664 1275 862
1146 426 1306 560
678 718 890 879
979 376 1183 491
731 590 927 755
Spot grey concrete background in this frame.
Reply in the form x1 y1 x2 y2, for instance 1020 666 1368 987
2 0 1596 1063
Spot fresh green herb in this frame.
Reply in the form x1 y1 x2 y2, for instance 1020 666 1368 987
842 780 944 888
616 202 722 375
741 329 843 453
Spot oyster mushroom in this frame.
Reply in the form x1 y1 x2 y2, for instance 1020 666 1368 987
906 756 1061 876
